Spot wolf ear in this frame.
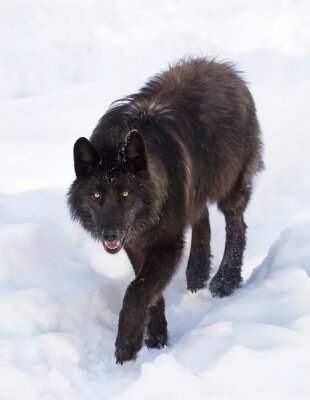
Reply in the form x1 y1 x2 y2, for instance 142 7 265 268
123 130 147 172
73 137 100 177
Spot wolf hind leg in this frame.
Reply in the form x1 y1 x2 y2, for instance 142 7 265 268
186 208 211 293
209 172 252 297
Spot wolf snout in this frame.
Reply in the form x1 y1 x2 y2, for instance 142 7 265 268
103 229 119 242
102 228 123 253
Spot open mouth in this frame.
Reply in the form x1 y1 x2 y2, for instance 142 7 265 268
103 239 122 254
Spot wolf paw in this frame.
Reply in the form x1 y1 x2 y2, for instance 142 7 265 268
145 330 168 349
209 270 242 298
187 276 207 293
115 334 143 364
186 267 209 293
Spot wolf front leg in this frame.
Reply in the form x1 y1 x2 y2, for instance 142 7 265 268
125 247 168 350
115 236 184 364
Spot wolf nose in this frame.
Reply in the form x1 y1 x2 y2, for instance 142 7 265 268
103 230 118 242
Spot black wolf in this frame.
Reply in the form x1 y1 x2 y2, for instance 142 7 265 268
68 57 263 364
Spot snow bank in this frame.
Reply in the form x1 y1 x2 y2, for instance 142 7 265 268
1 189 310 399
1 0 309 101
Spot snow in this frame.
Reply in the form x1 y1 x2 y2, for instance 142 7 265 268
1 1 310 399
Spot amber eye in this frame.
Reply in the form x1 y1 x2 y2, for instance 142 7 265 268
92 192 101 200
122 191 129 198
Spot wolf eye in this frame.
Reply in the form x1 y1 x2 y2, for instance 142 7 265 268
122 191 129 198
92 192 101 200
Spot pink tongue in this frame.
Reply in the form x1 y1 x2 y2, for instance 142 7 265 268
104 240 120 250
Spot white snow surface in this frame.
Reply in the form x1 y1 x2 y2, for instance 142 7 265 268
1 1 310 399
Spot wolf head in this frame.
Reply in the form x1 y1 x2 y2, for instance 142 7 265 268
67 130 156 254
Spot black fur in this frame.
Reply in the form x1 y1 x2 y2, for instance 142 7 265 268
67 57 263 364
